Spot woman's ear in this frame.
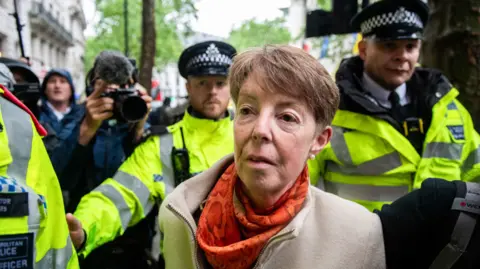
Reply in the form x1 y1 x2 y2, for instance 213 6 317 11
310 126 332 156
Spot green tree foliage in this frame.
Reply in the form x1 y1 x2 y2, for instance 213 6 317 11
227 18 292 52
84 0 196 73
317 0 331 10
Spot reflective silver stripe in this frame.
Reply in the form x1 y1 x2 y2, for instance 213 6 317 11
114 171 154 215
95 184 131 231
159 133 175 194
463 146 480 172
0 97 32 182
26 191 42 227
36 235 74 268
424 142 463 160
429 182 480 269
330 127 353 165
324 181 409 201
315 175 325 190
326 152 402 176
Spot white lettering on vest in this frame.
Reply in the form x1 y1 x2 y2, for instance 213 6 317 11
0 241 23 248
0 259 28 269
0 199 10 205
0 206 6 213
0 246 17 256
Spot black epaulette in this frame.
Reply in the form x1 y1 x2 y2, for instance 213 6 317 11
140 125 170 143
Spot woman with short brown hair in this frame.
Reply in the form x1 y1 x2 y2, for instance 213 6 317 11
158 45 386 269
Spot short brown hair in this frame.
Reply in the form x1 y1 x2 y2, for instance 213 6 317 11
228 45 339 127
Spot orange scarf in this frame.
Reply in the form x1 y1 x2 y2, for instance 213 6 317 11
196 163 309 269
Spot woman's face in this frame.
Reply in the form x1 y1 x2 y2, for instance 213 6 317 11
234 74 332 208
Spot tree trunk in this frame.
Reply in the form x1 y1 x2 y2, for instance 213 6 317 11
421 0 480 131
139 0 156 94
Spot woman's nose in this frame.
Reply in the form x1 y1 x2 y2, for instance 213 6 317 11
252 112 272 142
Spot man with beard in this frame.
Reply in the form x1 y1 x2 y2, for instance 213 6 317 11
66 41 236 268
309 0 480 212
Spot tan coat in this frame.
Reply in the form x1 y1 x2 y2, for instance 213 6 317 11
159 155 386 269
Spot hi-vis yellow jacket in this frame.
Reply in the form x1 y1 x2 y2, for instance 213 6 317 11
0 86 79 268
308 57 480 212
74 109 234 258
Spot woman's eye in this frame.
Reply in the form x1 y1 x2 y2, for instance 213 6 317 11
280 114 297 122
239 107 251 115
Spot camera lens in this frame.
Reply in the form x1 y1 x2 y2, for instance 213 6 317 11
120 95 148 122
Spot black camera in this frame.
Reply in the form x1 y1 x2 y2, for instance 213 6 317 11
90 50 148 123
101 86 148 123
13 83 41 117
13 83 41 102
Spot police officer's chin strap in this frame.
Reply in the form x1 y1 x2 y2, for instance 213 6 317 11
188 106 229 121
429 181 480 269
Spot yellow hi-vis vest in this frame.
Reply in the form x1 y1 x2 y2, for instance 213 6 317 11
0 87 79 268
309 88 480 212
74 109 234 257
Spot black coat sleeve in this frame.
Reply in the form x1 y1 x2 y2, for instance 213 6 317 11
376 178 480 269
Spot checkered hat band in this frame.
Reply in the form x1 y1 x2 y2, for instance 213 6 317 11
186 53 233 70
360 8 424 35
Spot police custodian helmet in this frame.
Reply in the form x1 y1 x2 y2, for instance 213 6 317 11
178 41 237 79
351 0 429 40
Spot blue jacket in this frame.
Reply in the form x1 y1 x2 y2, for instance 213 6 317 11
91 120 132 184
39 99 85 174
40 101 133 187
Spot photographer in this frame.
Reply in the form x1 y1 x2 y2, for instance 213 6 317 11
60 50 152 213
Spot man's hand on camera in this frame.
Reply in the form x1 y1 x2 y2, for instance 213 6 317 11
78 80 115 146
134 85 153 142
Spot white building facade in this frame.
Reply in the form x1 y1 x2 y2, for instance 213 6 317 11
0 0 86 94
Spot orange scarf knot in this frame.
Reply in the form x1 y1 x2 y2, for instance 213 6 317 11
196 163 309 269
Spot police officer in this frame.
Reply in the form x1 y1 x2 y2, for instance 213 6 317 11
309 0 480 211
0 63 79 268
66 41 236 267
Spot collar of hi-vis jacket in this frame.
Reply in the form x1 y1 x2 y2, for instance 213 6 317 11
335 56 454 116
172 108 233 135
0 85 47 136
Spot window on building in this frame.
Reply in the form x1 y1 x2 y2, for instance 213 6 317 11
15 41 21 59
57 48 61 67
0 36 4 56
49 44 54 67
